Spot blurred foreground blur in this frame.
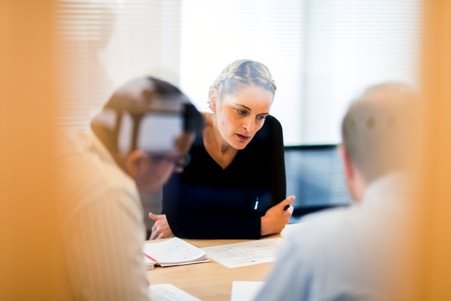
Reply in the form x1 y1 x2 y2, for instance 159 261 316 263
0 1 450 300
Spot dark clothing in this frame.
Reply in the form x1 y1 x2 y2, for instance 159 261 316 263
162 115 286 239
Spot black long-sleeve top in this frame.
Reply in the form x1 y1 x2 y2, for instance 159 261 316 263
162 115 286 239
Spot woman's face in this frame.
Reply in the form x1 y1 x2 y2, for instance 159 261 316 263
213 85 273 150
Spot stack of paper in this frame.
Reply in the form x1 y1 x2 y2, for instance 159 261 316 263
143 237 209 268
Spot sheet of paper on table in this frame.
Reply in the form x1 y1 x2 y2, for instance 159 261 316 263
149 283 200 301
202 238 281 268
230 281 264 301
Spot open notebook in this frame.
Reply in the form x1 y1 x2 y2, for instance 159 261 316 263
143 237 209 268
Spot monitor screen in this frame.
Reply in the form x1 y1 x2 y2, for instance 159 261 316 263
284 145 352 217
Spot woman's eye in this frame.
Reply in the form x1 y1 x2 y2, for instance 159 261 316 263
257 115 267 121
236 109 248 116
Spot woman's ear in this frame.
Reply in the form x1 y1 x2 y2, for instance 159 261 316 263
124 149 148 179
208 89 218 113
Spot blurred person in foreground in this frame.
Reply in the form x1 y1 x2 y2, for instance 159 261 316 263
59 76 203 301
255 82 418 301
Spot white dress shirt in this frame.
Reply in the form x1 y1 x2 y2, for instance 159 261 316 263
59 130 151 301
255 174 412 301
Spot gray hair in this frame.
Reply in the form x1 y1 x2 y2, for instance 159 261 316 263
209 59 276 101
341 82 419 182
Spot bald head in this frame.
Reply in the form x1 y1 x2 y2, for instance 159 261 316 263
341 82 418 183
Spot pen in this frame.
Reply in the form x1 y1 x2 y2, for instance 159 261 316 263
144 253 158 270
284 204 294 214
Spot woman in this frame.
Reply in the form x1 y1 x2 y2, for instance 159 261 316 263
149 59 295 239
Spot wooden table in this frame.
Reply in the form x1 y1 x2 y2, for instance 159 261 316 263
146 238 275 301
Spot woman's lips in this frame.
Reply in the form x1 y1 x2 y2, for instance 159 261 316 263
236 133 250 142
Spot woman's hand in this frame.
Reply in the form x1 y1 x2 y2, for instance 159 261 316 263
148 212 174 240
260 195 296 236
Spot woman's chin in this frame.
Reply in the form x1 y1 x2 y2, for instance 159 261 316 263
230 139 250 150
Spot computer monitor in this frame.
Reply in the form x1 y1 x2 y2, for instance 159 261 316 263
284 144 352 217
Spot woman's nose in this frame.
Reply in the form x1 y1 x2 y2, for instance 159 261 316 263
242 118 254 133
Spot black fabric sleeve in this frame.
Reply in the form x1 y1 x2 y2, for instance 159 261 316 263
247 115 286 209
267 116 287 206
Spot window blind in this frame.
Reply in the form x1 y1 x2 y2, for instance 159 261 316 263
301 0 422 144
57 0 182 130
57 0 422 145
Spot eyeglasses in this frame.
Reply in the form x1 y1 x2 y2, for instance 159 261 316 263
149 153 191 169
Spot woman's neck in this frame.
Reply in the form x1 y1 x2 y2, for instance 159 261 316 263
203 113 237 169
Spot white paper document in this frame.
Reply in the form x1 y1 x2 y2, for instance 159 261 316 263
143 237 209 267
231 281 264 301
202 238 280 268
149 284 200 301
